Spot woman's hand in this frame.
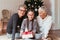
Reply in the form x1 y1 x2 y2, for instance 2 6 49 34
42 37 48 40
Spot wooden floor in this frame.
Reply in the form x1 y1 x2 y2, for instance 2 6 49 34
48 30 60 40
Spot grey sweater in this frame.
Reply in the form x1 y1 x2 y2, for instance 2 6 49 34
20 18 37 33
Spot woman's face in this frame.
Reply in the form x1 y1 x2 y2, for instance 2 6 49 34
18 7 26 17
38 10 47 19
27 11 34 21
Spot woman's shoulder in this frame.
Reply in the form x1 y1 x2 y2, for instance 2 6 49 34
11 13 18 19
47 15 52 19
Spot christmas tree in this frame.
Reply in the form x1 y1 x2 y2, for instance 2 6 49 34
24 0 43 16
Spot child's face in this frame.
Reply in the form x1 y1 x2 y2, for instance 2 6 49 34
27 11 34 21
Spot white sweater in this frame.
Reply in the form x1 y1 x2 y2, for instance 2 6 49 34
37 15 53 38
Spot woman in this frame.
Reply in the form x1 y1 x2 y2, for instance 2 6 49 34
20 9 37 39
37 7 53 40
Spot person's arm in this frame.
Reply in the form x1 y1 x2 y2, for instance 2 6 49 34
20 19 26 36
7 15 13 34
12 20 17 40
12 14 18 40
32 20 37 33
42 17 53 39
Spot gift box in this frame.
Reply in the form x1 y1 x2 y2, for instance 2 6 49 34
22 31 33 38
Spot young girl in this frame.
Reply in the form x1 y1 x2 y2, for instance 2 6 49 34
20 9 37 39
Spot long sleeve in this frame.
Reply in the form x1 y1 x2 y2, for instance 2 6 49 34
12 14 18 40
7 15 13 34
12 21 16 40
20 19 26 33
42 17 53 39
37 16 53 39
33 20 37 33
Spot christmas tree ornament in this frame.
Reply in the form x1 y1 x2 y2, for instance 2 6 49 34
35 8 37 11
24 0 43 16
28 4 30 6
